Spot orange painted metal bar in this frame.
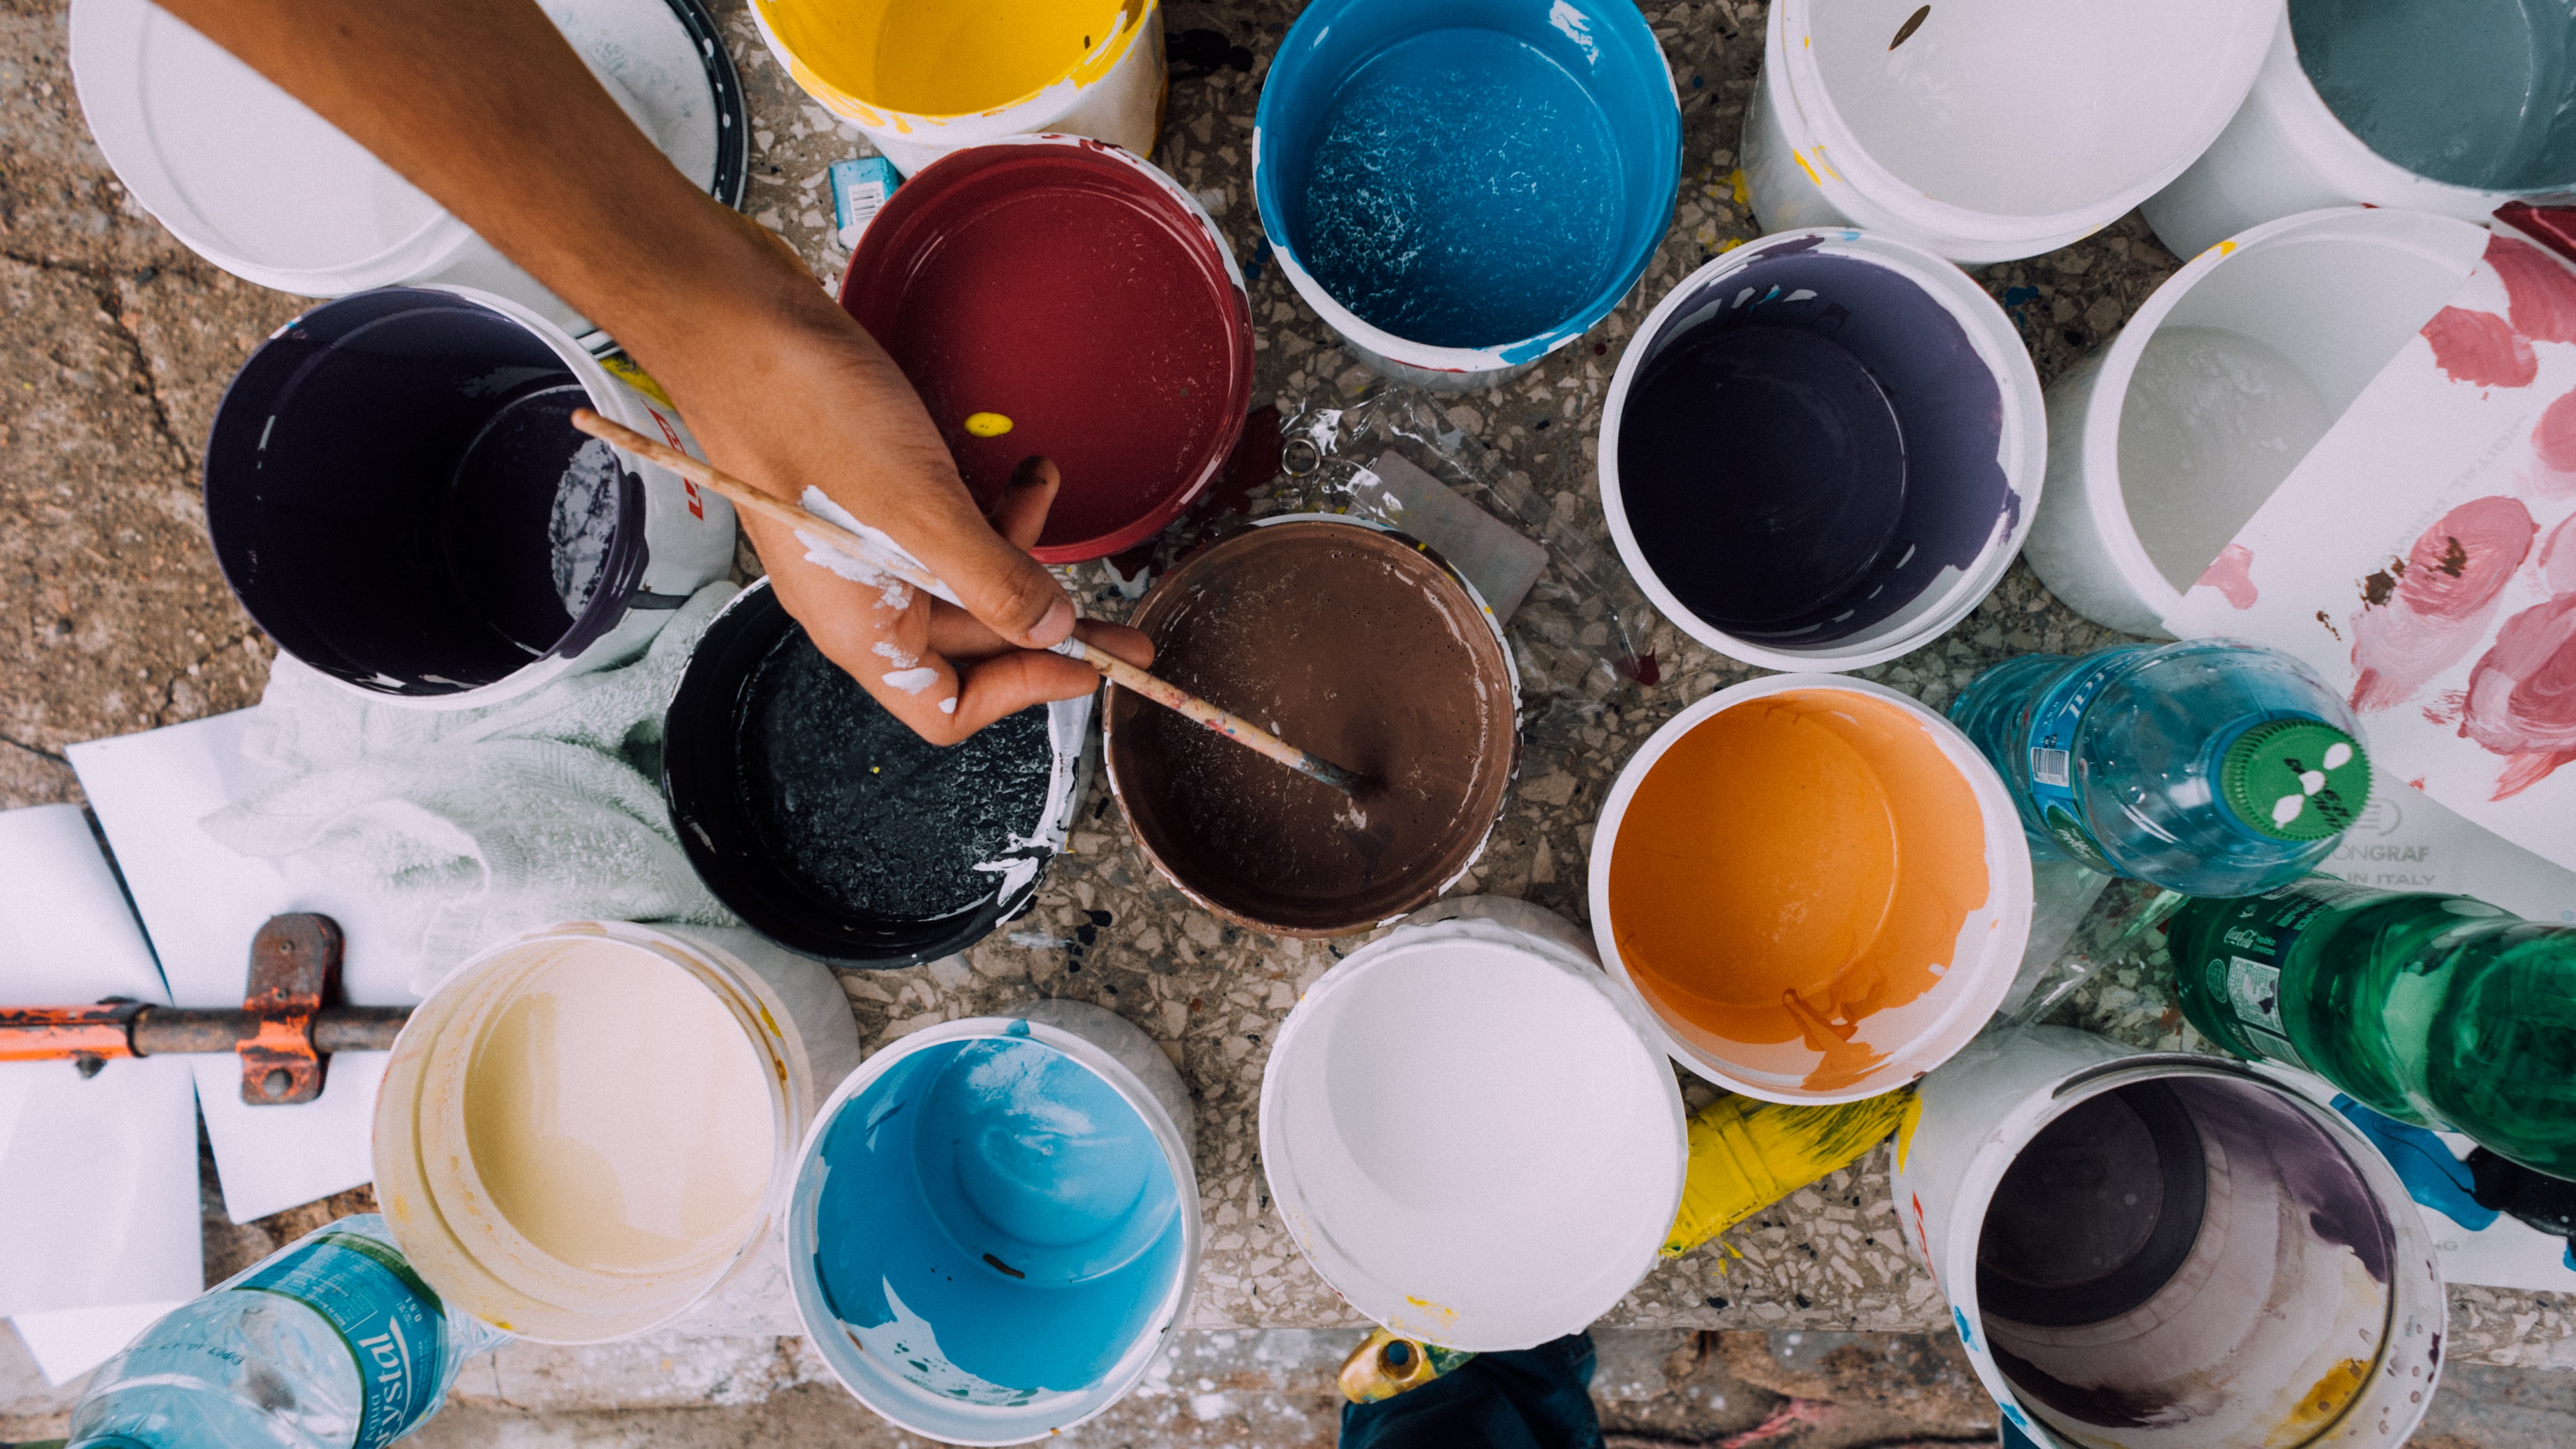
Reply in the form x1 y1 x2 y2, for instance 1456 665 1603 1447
0 1002 144 1064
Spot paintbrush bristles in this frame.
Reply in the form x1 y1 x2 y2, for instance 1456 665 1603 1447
565 408 1366 798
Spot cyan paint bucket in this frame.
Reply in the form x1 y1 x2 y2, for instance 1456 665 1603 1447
1259 898 1685 1350
839 136 1255 563
2026 207 2492 636
788 1001 1199 1444
1253 0 1680 390
1589 675 2032 1103
661 581 1094 969
1897 1028 2445 1449
71 0 746 339
373 921 863 1343
2147 3 2576 261
1601 231 2043 672
203 286 737 708
750 0 1167 175
1743 0 2278 264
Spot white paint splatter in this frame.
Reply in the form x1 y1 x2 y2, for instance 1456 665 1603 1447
938 697 957 715
872 639 918 670
881 667 939 695
793 488 962 611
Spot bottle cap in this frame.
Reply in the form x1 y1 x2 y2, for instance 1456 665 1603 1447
2219 718 2370 842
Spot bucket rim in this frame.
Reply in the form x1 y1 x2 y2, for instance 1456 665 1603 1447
1248 0 1683 375
1256 908 1687 1350
2066 204 2495 633
835 132 1256 563
784 1009 1202 1446
1587 672 2036 1103
1896 1035 2449 1449
747 0 1158 134
1766 0 2277 253
1596 227 2045 672
1098 512 1523 939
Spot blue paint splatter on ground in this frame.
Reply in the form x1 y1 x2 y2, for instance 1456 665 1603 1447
1298 27 1622 347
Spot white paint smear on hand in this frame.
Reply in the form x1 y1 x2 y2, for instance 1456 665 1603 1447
882 667 939 695
794 488 962 610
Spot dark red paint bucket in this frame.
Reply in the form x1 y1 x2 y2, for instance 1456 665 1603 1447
839 136 1256 563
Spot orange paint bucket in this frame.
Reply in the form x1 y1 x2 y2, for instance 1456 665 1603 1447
1588 676 2032 1102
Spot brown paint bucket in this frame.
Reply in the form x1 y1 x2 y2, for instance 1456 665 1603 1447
1102 515 1521 937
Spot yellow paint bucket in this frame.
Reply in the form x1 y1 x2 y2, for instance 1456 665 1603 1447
749 0 1166 174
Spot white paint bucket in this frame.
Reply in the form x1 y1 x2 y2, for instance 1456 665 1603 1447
372 921 862 1343
1590 676 2032 1104
748 0 1167 176
1601 230 2044 672
1743 0 2278 264
1895 1027 2446 1449
1259 898 1685 1350
2146 7 2576 263
2023 207 2491 637
69 0 747 339
204 285 739 710
787 1001 1198 1445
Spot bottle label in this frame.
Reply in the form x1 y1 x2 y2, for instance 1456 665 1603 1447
2020 645 2154 873
2188 878 2382 1069
238 1231 448 1449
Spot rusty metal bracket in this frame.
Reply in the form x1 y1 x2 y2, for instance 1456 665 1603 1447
238 914 343 1106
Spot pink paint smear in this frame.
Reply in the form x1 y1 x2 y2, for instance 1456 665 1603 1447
2424 307 2538 389
2490 235 2576 346
2462 591 2576 800
2194 542 2258 609
2350 496 2535 711
2532 387 2576 500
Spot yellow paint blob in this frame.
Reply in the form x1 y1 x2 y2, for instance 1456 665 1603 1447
462 941 773 1272
1608 690 1988 1093
759 0 1133 117
964 411 1015 437
2274 1357 2374 1447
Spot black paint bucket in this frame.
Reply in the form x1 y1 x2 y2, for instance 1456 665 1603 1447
663 581 1094 968
204 286 738 706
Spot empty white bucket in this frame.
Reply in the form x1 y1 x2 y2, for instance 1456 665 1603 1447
373 921 862 1343
2146 5 2576 262
1259 898 1685 1350
788 1001 1199 1445
70 0 746 337
1744 0 2278 264
1601 229 2044 672
2024 207 2491 637
748 0 1167 175
1896 1027 2446 1449
1590 676 2032 1104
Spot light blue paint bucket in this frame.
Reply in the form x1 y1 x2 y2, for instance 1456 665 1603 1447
787 1001 1199 1445
1254 0 1680 390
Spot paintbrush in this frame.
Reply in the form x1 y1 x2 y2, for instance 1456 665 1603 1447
569 409 1368 798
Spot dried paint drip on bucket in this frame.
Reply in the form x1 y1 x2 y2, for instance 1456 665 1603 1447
1606 688 1986 1094
787 1007 1198 1443
1254 0 1679 376
1103 518 1518 937
2291 0 2576 194
1610 235 2015 652
841 139 1252 562
663 582 1087 967
1977 1075 2411 1448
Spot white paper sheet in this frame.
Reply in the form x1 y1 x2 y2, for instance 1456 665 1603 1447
69 709 411 1224
2166 230 2576 873
0 804 201 1379
9 1301 184 1387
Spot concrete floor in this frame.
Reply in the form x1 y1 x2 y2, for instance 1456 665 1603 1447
6 0 2576 1443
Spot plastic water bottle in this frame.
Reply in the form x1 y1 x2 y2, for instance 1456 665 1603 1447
1949 640 2371 896
2167 880 2576 1179
67 1215 505 1449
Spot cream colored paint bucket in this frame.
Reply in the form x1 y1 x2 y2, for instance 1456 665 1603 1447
373 921 861 1343
749 0 1166 175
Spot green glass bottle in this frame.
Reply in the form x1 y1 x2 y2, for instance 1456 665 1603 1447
2169 878 2576 1179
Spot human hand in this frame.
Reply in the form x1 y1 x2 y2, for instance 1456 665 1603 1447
651 248 1151 743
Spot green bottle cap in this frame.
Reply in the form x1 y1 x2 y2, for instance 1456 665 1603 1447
2220 718 2370 842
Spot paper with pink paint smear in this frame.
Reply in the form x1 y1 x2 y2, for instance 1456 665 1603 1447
2166 231 2576 874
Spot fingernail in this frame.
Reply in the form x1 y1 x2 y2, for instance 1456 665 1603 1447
1035 599 1076 645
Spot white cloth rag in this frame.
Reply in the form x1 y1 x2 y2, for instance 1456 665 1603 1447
201 584 742 997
